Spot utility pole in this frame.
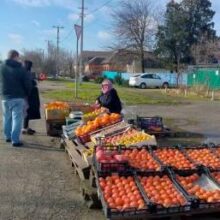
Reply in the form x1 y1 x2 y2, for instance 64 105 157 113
52 25 64 76
45 40 52 58
79 0 85 82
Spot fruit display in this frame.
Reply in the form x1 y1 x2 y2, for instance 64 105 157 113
139 175 187 207
148 125 163 132
186 148 220 169
95 147 128 172
75 113 121 137
154 149 195 170
44 101 70 110
213 147 220 158
99 175 146 210
105 129 155 147
82 107 108 122
122 148 160 171
212 172 220 184
44 101 70 120
177 174 220 203
82 146 95 164
96 147 128 163
91 121 130 144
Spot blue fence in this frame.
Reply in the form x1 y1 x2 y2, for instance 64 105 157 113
102 71 187 86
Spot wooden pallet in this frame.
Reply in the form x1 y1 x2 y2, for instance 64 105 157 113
65 138 91 180
62 137 102 208
80 179 102 209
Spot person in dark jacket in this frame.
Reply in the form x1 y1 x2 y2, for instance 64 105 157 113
22 60 41 135
0 50 32 146
96 79 122 114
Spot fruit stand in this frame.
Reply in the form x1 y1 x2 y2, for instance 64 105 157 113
59 106 220 220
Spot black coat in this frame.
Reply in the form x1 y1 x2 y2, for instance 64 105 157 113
27 79 41 120
97 88 122 114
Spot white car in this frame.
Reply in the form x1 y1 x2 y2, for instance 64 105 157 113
129 73 169 89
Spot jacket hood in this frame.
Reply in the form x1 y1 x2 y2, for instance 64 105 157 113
5 59 22 68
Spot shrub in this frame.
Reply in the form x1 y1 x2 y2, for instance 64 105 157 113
95 76 105 84
82 75 90 82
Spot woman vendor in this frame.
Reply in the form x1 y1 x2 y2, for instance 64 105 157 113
96 79 122 114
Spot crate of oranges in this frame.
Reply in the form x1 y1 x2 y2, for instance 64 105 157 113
74 113 122 144
96 173 149 219
137 173 193 214
44 101 70 120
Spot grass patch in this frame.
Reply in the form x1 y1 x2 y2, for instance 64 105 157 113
43 82 192 105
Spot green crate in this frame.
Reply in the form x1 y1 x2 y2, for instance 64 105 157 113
65 117 81 125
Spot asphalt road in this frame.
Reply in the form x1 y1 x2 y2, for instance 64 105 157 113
0 80 220 220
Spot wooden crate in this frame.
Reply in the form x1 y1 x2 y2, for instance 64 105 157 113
46 119 66 137
65 138 91 180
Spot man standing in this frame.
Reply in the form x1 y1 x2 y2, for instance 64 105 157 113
0 50 32 146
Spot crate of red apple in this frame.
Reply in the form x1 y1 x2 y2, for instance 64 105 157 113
95 146 163 173
95 146 129 172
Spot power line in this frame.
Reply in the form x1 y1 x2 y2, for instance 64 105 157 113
86 0 115 16
60 0 115 45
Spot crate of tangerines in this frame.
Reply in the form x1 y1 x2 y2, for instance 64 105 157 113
97 173 150 219
96 171 195 219
44 101 70 120
74 113 122 144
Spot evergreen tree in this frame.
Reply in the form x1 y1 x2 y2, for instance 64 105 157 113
156 0 216 73
156 1 187 77
182 0 216 63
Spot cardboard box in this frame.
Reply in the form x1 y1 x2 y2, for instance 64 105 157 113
45 109 69 120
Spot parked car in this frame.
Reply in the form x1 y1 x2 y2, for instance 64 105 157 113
129 73 169 89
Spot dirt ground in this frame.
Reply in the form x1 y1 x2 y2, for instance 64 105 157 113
1 80 220 220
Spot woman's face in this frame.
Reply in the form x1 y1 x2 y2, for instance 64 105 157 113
101 82 112 94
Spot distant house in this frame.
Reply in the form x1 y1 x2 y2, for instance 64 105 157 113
82 49 165 76
82 51 112 75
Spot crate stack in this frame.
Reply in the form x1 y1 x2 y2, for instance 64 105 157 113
93 144 220 219
59 106 220 219
44 101 70 136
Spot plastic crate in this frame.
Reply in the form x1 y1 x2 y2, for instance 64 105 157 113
95 172 150 219
121 146 164 174
181 145 220 172
150 146 198 175
136 172 193 215
93 155 129 174
173 171 220 210
46 119 65 137
136 116 163 131
94 145 164 175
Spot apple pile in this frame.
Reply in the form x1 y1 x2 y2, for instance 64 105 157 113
95 147 128 171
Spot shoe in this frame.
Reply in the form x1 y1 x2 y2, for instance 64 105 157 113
12 142 23 147
22 128 35 135
6 139 11 143
27 128 36 135
22 129 27 134
28 128 36 133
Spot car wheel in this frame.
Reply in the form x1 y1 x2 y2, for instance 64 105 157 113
140 83 147 89
162 82 169 88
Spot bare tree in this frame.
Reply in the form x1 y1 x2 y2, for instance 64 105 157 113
112 0 157 72
191 34 218 65
22 49 45 74
59 49 75 78
22 42 76 78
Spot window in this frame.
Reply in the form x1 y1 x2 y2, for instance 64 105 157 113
152 74 161 79
141 74 153 79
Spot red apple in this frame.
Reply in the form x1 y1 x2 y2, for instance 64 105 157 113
114 154 128 162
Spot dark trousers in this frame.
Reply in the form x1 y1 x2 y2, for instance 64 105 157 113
23 116 29 129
